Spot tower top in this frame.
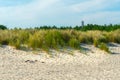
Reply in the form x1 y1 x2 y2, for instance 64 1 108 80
81 21 84 27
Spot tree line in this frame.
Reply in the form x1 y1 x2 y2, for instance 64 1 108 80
1 24 120 31
34 24 120 31
0 25 7 30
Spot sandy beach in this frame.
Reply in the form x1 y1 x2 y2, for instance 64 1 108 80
0 43 120 80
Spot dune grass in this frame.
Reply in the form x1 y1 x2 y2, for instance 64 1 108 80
99 42 110 53
0 29 120 53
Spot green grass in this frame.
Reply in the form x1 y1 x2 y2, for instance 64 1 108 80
93 39 99 47
98 42 109 53
0 29 120 53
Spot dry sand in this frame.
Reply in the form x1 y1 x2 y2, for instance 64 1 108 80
0 43 120 80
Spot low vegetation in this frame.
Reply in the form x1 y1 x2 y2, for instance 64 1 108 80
99 43 109 53
0 24 120 53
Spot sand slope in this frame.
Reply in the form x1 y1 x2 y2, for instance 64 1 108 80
0 43 120 80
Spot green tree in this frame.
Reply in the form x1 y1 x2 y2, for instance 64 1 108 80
0 25 7 30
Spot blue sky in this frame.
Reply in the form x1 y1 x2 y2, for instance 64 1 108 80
0 0 120 28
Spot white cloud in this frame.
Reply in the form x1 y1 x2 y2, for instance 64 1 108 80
0 0 59 27
70 0 120 13
71 0 103 12
0 0 120 28
81 11 120 24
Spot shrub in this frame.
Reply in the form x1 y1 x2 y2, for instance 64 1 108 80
44 30 64 49
78 32 89 43
44 31 54 48
28 35 38 49
0 30 10 45
69 38 80 49
0 25 7 30
28 31 44 49
9 38 21 49
93 39 99 47
99 43 109 52
0 28 119 53
61 30 72 44
86 30 108 43
112 30 120 43
15 39 21 49
18 30 30 44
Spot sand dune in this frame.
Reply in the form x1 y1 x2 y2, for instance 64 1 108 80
0 43 120 80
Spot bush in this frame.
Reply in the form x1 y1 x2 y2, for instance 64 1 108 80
99 43 109 52
15 39 21 49
0 25 7 30
61 30 72 43
69 38 80 49
78 32 86 43
0 30 10 45
93 39 99 47
44 30 64 49
18 30 30 44
107 29 120 43
9 38 21 49
28 31 44 49
0 29 119 53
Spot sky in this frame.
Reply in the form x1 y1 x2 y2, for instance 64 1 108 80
0 0 120 28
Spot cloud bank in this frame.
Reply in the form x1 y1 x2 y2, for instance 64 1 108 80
0 0 120 28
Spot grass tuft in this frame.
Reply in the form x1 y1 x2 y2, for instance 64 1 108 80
99 42 109 53
0 29 120 54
